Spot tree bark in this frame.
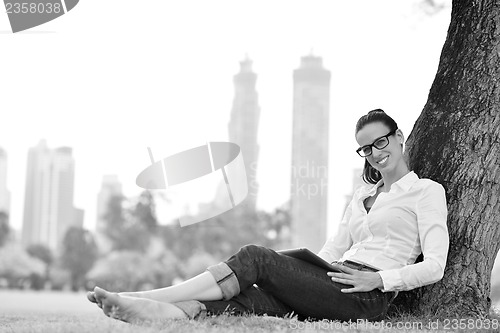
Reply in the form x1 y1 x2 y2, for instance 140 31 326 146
393 0 500 318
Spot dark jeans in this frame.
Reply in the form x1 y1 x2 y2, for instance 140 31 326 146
199 245 395 321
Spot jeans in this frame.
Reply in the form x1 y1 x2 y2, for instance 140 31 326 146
173 245 396 321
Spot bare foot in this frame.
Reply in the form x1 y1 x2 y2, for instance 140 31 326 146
94 287 187 323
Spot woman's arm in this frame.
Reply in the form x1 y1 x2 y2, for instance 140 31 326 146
378 181 449 291
328 266 384 292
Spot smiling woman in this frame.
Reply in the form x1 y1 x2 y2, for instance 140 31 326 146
354 109 407 186
85 109 449 324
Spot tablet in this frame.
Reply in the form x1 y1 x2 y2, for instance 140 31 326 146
278 248 343 272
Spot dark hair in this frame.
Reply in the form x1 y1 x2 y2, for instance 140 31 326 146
355 109 398 184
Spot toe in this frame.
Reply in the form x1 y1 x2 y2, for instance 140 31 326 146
87 291 97 303
94 286 109 301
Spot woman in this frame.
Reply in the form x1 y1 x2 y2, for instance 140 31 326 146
87 109 449 323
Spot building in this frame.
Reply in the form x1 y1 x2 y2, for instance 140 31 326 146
22 140 83 252
96 174 123 232
227 56 261 211
0 148 10 214
343 168 364 215
290 54 331 252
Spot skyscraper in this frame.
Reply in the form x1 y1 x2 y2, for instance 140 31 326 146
228 56 261 211
96 174 123 232
22 140 82 251
290 54 331 252
0 148 10 214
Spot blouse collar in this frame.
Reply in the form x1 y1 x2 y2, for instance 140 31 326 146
361 171 419 197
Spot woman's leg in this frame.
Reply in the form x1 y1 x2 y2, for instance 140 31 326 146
91 244 393 322
88 271 223 306
90 261 293 322
205 244 392 322
123 271 223 302
93 283 294 322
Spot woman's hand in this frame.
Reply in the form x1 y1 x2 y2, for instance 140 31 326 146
327 264 384 293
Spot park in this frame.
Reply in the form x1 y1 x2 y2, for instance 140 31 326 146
1 0 500 331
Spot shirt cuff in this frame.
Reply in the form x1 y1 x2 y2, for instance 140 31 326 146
377 269 402 292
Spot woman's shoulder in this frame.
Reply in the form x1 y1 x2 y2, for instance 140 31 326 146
412 174 446 193
412 175 448 209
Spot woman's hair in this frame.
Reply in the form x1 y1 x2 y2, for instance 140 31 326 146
355 109 398 184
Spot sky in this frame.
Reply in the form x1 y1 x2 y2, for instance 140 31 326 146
0 0 452 235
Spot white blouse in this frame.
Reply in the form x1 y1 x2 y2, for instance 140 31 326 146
318 171 449 292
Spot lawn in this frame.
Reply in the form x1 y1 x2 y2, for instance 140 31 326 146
1 291 499 333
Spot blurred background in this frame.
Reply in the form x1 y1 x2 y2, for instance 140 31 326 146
0 0 498 310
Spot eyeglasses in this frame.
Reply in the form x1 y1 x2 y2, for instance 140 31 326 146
356 129 397 157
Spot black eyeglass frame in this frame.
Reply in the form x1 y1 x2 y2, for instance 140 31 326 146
356 129 398 157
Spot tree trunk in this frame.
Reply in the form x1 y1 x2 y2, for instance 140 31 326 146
392 0 500 318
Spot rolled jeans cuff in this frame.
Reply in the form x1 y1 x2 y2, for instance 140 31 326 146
172 301 207 320
206 262 240 300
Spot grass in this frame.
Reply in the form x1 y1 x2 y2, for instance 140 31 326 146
1 290 499 333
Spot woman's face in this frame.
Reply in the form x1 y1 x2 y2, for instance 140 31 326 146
355 121 404 175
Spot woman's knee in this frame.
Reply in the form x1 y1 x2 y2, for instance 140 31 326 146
238 244 270 259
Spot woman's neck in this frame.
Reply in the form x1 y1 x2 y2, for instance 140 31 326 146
380 164 410 192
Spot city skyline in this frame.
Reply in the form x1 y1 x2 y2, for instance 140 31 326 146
0 0 452 238
9 55 332 241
